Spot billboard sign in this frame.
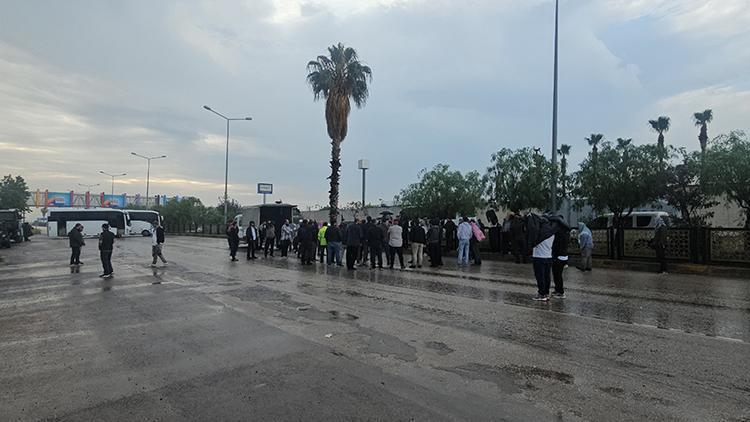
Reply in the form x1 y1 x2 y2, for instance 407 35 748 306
257 183 273 194
46 192 71 207
102 194 126 208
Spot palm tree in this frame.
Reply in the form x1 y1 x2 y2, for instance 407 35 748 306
648 116 670 161
306 43 372 224
585 133 604 163
693 109 713 154
557 144 571 196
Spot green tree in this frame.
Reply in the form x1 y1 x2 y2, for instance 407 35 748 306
395 164 486 219
306 43 372 224
693 109 713 154
0 175 30 213
703 130 750 227
153 197 221 227
648 116 670 163
585 133 604 164
485 147 552 213
573 140 661 233
217 197 242 223
664 149 717 227
557 144 571 197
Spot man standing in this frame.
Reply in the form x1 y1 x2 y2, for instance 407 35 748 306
98 223 115 278
510 213 527 264
345 219 362 270
551 216 570 299
280 220 293 257
426 219 443 267
325 222 343 266
246 221 258 260
68 223 84 266
226 220 240 261
150 222 167 267
653 217 668 274
367 219 384 269
317 222 328 263
409 220 426 268
443 219 457 251
531 216 556 302
456 217 472 266
387 219 405 269
264 221 276 258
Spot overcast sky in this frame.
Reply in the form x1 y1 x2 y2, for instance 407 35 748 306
1 0 748 209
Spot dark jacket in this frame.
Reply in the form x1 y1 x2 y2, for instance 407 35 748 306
68 228 84 248
510 217 525 239
325 225 342 243
345 224 363 247
427 225 442 244
410 225 426 244
226 226 240 244
367 223 384 246
99 231 115 251
155 227 165 244
654 225 667 248
299 224 315 243
552 228 570 258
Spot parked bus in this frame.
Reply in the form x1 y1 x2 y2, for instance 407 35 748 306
126 210 163 236
47 208 131 238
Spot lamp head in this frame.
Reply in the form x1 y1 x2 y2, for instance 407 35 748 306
203 105 211 110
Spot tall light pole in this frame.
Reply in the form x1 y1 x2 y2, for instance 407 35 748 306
131 152 166 208
358 159 369 211
99 171 127 197
203 105 252 224
550 0 560 212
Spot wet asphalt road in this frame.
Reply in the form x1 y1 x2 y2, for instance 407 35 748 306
1 236 749 421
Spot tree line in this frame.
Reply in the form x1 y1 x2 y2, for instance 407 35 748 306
397 111 750 228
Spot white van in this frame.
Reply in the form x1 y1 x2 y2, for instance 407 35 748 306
589 211 669 229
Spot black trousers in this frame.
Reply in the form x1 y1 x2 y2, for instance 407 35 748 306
100 250 113 275
70 246 81 265
318 243 326 262
369 244 383 268
388 246 404 268
265 238 275 257
428 243 442 266
280 239 290 257
303 241 316 264
512 238 527 263
229 241 239 259
552 258 566 294
246 241 256 259
533 257 552 296
346 246 359 269
471 240 481 264
656 246 667 272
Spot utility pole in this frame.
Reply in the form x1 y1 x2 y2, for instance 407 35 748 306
550 0 560 212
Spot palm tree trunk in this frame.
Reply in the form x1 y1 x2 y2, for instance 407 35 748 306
328 138 342 224
699 124 708 153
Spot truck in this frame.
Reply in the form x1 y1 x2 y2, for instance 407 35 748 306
234 203 300 243
0 209 23 244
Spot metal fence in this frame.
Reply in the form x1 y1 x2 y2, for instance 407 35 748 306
164 222 226 237
568 227 750 266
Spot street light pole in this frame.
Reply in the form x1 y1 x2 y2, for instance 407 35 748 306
131 152 166 208
358 159 370 211
203 105 252 224
99 171 127 198
78 183 99 191
550 0 560 212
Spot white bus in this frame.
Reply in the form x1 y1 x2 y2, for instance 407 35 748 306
47 208 131 238
126 210 163 236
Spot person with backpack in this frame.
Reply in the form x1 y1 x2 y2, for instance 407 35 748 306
68 223 85 266
551 216 570 298
150 222 167 267
469 219 485 265
98 223 116 278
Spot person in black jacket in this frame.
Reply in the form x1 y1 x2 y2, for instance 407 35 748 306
367 220 384 269
409 220 426 268
509 214 527 263
550 215 570 298
426 219 443 267
98 223 116 278
345 219 362 270
324 222 343 266
150 222 167 266
226 220 240 261
246 222 258 260
68 223 85 266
